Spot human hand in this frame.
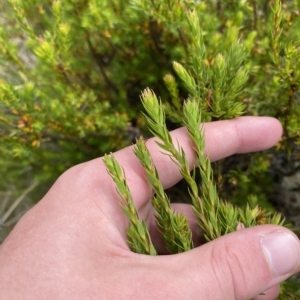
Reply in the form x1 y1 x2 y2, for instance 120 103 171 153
0 117 299 300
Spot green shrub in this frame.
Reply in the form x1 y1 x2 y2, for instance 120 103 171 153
0 0 300 297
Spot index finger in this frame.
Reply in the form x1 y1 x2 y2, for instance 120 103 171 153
96 116 282 209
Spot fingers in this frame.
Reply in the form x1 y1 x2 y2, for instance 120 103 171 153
156 225 300 300
44 116 282 247
143 116 282 190
98 117 282 210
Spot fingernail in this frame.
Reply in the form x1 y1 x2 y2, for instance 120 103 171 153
261 231 300 277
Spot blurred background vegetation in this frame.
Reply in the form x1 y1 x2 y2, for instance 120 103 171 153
0 0 300 295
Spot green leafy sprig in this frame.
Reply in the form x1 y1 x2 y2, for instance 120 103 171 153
103 154 157 255
182 99 239 240
134 137 193 253
270 0 283 67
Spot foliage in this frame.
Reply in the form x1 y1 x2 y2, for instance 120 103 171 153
104 153 157 255
133 136 193 253
1 0 300 296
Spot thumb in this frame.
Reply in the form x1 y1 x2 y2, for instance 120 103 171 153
172 225 300 300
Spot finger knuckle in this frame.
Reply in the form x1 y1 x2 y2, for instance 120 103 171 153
210 240 248 300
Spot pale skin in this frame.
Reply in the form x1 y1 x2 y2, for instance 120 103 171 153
0 116 300 300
